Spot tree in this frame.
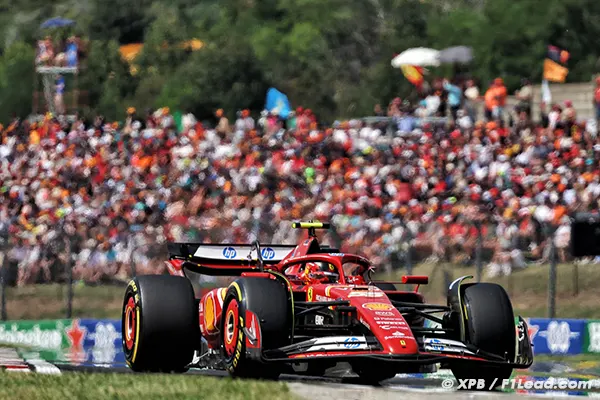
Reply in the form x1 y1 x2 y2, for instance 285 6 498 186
156 36 269 120
0 41 34 121
88 0 154 43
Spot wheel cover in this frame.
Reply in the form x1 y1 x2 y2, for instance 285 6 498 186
223 300 239 358
124 296 136 351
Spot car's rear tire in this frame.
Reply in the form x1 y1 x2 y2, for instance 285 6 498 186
122 275 199 372
450 283 515 390
221 277 291 380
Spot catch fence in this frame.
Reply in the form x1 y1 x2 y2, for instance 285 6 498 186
0 219 577 321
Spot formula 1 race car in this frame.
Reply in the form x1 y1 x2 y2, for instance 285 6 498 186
121 221 533 388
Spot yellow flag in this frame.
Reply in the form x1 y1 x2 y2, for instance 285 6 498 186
543 58 568 83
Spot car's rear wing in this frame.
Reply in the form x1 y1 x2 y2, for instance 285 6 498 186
167 242 296 276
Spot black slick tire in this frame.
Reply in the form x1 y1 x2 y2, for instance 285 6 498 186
450 283 515 390
221 277 291 380
122 275 199 372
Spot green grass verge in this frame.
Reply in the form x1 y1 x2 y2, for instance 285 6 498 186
1 261 599 320
3 283 126 320
0 371 294 400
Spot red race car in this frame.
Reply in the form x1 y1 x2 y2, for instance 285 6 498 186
122 221 533 387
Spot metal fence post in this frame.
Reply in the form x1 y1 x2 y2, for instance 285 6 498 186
130 237 137 278
398 219 413 275
405 228 413 276
573 262 579 296
66 235 73 319
0 248 7 321
548 225 557 319
443 269 452 297
475 221 483 282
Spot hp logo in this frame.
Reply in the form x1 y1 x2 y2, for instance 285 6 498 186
344 337 360 349
261 247 276 260
223 247 237 259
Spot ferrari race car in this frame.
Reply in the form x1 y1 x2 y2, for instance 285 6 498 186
122 221 533 387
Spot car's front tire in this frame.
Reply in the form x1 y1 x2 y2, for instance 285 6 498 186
449 283 515 390
221 277 291 379
122 275 200 372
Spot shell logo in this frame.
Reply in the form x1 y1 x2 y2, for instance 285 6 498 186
362 302 394 311
204 294 216 331
307 287 313 302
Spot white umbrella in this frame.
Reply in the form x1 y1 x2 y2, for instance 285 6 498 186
391 47 440 68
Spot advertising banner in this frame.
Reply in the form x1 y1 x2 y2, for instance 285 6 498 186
583 319 600 354
0 319 123 366
526 318 585 355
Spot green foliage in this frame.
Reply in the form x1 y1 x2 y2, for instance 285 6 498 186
79 39 134 117
156 37 269 120
1 0 600 121
0 41 34 121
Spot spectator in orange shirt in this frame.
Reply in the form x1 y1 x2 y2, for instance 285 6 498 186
484 78 507 122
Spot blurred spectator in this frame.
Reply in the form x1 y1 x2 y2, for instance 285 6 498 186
215 108 230 139
485 78 507 121
515 78 533 118
443 78 463 121
35 35 81 68
66 36 79 67
464 79 480 123
1 82 597 287
595 77 600 123
36 36 54 65
54 75 65 114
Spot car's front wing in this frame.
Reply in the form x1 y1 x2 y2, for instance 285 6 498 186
254 336 532 368
242 311 533 369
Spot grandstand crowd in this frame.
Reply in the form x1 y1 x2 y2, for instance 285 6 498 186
1 76 599 286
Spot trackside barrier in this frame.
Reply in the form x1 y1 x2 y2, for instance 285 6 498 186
0 317 596 362
0 319 123 366
425 318 595 355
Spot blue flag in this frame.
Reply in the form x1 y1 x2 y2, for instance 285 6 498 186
265 87 291 119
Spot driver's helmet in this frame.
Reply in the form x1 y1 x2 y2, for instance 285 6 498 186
300 261 338 284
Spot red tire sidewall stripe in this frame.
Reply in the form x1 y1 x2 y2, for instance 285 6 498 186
124 296 136 351
223 300 240 358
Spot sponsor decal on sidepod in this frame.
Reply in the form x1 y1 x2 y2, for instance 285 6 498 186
379 325 410 331
384 331 407 340
348 291 384 298
375 320 406 325
362 303 394 311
